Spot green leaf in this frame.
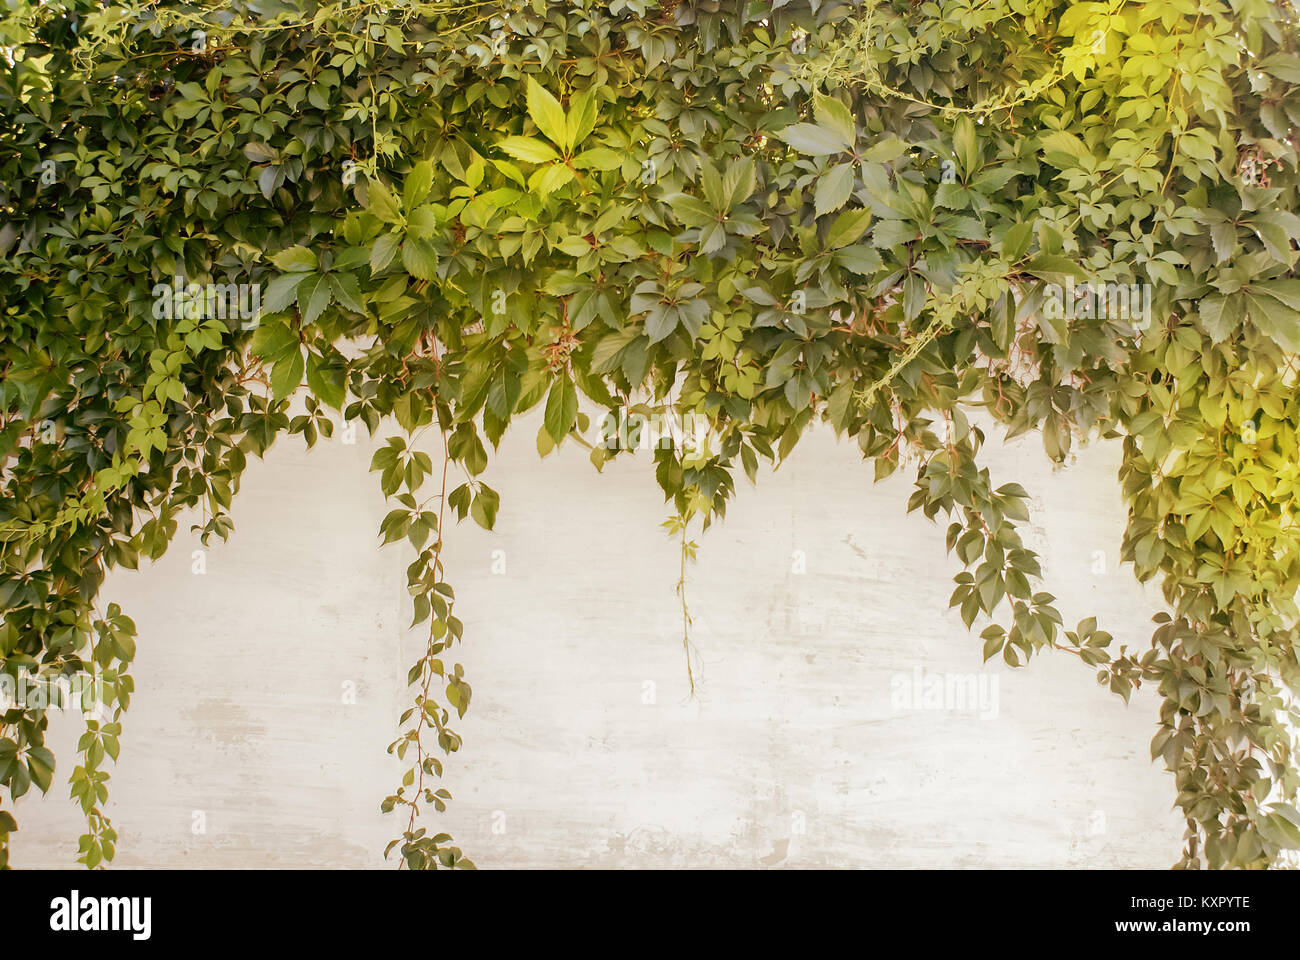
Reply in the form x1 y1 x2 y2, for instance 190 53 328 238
526 77 570 151
981 625 1005 662
544 377 578 443
1254 278 1300 310
834 243 883 274
401 238 439 281
1039 130 1089 167
1001 221 1034 261
530 163 574 196
861 138 908 163
1262 811 1300 850
1024 254 1089 281
297 274 333 325
814 163 854 217
566 86 600 148
271 348 304 401
258 166 280 199
778 123 849 156
242 141 278 163
812 94 856 150
263 273 307 313
1244 286 1300 350
498 136 560 164
953 116 979 176
1198 293 1243 343
825 208 872 248
370 233 402 273
872 218 916 249
592 329 638 373
1258 52 1300 83
721 156 756 208
366 180 403 224
328 272 366 314
271 245 318 272
404 160 434 208
574 148 622 171
666 194 716 228
471 485 500 530
249 318 297 360
697 222 727 256
306 352 346 409
644 305 678 343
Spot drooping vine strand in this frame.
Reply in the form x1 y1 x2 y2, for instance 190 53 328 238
378 415 474 869
663 511 701 697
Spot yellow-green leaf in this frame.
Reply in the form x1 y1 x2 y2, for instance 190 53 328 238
526 77 569 151
498 136 560 164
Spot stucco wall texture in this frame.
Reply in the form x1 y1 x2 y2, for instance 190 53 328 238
11 409 1186 868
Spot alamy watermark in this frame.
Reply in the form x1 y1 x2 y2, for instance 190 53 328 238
1043 279 1151 329
890 666 999 719
0 671 110 721
597 409 715 455
151 276 262 329
50 890 151 940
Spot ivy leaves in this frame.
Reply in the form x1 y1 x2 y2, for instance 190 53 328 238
266 246 363 322
1199 279 1300 349
777 93 857 156
497 79 620 196
537 377 577 447
363 169 448 281
777 93 906 219
631 279 710 344
258 245 364 402
8 0 1300 875
526 77 570 149
664 156 761 255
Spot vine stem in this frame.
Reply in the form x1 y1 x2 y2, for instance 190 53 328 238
670 512 698 697
680 520 693 696
398 400 452 869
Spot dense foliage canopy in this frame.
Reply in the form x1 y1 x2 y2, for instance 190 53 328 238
3 0 1300 869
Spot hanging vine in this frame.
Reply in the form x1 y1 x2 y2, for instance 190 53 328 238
3 0 1300 870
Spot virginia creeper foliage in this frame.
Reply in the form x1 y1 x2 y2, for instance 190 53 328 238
3 0 1300 869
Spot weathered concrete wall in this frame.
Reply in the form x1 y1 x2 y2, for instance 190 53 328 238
11 410 1185 868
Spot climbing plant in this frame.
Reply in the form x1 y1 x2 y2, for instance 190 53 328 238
3 0 1300 870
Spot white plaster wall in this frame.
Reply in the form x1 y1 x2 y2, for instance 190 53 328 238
10 409 1186 868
